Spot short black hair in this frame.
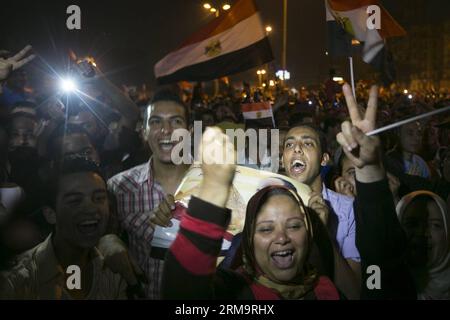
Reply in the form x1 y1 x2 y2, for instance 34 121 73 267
333 146 345 173
288 124 328 155
45 157 104 209
289 111 314 128
322 117 341 134
46 123 93 160
193 108 215 122
7 102 38 133
146 88 189 124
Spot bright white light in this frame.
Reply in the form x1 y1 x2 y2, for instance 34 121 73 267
223 4 231 10
403 89 408 94
203 3 211 9
333 77 344 82
276 70 290 81
308 100 313 105
269 80 275 87
408 94 413 99
265 26 272 33
60 78 77 92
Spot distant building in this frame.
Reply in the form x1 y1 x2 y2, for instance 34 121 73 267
387 0 450 90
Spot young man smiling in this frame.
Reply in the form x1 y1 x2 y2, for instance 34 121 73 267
108 89 190 299
282 86 362 299
0 158 127 299
282 126 360 260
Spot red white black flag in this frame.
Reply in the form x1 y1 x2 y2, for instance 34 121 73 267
155 0 273 84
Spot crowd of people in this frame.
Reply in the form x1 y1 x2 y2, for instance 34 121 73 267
0 45 449 300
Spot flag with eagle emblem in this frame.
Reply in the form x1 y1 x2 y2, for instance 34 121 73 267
155 0 273 84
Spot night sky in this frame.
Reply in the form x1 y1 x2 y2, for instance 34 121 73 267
0 0 448 88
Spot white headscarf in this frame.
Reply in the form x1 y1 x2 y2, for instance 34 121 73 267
396 191 450 300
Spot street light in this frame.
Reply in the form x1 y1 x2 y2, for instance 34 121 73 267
257 69 266 86
203 3 231 17
276 70 290 81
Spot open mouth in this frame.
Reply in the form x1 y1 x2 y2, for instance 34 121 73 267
271 249 295 269
158 139 176 152
290 159 306 175
77 219 100 235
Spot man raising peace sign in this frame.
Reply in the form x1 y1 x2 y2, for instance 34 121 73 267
336 83 416 300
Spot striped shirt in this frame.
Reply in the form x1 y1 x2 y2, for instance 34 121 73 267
107 159 165 299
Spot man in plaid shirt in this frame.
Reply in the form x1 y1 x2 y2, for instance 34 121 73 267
108 89 190 299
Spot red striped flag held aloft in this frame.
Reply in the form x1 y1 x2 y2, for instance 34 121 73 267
155 0 273 84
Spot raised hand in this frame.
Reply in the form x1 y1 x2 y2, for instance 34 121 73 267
336 84 384 183
197 127 236 208
199 127 236 187
334 176 355 197
336 84 381 169
341 84 378 134
0 45 35 81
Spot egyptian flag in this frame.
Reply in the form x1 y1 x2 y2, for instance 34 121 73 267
155 0 273 84
325 0 406 84
241 102 275 128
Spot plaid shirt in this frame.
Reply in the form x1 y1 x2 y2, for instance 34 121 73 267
107 159 165 299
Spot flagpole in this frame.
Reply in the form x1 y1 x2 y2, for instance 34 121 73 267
367 105 450 137
281 0 288 87
270 104 276 128
349 56 356 99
